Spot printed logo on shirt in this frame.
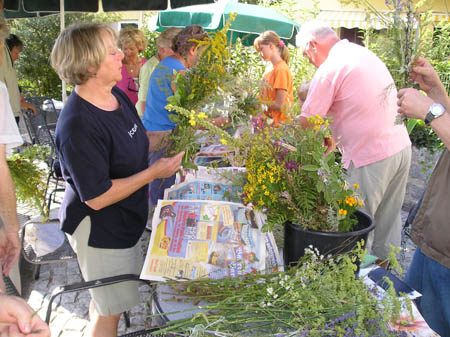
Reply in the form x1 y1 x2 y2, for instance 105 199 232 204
128 123 138 138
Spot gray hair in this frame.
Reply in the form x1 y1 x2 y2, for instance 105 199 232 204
157 27 182 50
296 20 337 54
51 23 118 85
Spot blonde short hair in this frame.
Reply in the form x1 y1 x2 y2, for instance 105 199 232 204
157 27 181 50
118 27 147 52
51 24 117 86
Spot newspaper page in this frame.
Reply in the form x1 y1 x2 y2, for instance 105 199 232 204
163 174 283 271
360 267 439 336
140 200 267 282
164 180 243 203
194 144 233 167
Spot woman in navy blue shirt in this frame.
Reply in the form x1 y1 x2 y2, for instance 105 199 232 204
50 24 183 337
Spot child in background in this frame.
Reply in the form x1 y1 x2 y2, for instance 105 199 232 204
297 81 310 105
254 31 293 127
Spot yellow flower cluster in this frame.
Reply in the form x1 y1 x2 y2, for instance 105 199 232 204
308 114 329 131
188 110 208 126
338 209 347 216
244 151 285 208
337 191 364 219
345 196 357 207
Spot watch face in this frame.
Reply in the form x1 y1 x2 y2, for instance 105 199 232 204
431 104 445 117
425 104 446 125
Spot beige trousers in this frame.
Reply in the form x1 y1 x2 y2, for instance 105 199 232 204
346 146 411 260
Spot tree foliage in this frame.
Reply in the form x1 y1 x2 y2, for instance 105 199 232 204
141 24 159 60
10 12 122 99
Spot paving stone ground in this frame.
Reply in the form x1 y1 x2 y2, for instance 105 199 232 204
17 146 435 336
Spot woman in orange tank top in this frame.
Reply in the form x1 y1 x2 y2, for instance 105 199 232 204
254 31 294 127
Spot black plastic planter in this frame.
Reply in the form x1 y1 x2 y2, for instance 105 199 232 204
284 210 374 267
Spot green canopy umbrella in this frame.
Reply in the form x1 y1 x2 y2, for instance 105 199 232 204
156 0 300 46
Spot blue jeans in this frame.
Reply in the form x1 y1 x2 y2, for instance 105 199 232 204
404 248 450 336
148 148 176 206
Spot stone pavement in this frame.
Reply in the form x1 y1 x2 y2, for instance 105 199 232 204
17 146 437 337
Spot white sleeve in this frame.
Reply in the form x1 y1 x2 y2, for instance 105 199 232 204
0 81 23 156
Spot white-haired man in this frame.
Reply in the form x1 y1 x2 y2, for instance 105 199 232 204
297 21 412 262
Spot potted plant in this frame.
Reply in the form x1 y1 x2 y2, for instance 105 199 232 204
190 114 374 265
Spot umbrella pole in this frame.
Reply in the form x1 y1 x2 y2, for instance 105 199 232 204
60 0 67 103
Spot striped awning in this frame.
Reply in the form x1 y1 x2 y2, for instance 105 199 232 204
316 10 386 30
433 12 450 24
317 10 449 30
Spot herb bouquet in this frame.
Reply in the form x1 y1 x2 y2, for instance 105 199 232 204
150 245 411 336
7 144 50 216
165 16 262 169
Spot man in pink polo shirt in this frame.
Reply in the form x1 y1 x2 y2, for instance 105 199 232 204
297 21 411 261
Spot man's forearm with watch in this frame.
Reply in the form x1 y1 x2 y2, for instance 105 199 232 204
397 87 450 150
425 103 450 151
422 85 450 150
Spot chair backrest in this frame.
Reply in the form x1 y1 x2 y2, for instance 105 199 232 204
27 96 59 126
22 109 46 145
22 109 55 147
22 109 59 171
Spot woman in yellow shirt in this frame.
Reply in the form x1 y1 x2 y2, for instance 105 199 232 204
254 31 294 127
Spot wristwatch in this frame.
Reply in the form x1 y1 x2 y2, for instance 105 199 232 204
424 103 446 126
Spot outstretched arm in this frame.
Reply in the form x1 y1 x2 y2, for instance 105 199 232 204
0 144 21 276
85 151 184 210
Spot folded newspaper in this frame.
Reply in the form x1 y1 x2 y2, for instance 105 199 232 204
164 179 243 203
140 200 268 281
194 144 233 167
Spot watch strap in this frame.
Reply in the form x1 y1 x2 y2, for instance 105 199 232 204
425 104 446 126
424 111 434 125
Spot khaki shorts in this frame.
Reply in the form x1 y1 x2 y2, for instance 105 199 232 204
68 216 143 316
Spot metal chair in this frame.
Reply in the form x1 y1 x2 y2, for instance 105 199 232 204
20 217 77 280
2 274 20 296
21 109 73 280
45 274 161 336
27 96 59 128
400 192 424 266
22 108 64 213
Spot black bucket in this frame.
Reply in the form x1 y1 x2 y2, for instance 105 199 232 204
283 210 374 267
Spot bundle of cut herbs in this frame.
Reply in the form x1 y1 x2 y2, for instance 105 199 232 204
149 244 412 336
